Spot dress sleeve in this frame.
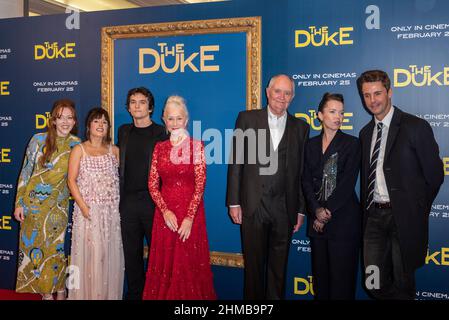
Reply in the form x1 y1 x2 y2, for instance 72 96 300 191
15 134 40 207
148 143 169 214
186 141 206 220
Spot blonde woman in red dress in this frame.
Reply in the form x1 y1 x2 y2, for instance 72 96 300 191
143 95 216 300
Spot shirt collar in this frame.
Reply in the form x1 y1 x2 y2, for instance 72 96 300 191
267 106 287 121
374 105 394 128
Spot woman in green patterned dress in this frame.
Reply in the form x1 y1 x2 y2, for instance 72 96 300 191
13 99 80 300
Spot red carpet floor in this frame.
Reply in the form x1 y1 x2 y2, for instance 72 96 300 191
0 289 41 300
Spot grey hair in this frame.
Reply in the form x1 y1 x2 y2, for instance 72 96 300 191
163 95 189 120
267 74 295 97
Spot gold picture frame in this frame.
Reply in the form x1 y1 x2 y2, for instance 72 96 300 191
101 16 262 140
101 17 262 268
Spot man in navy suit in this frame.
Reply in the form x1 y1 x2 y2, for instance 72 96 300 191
357 70 443 299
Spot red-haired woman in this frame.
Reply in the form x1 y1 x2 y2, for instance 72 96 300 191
14 99 80 300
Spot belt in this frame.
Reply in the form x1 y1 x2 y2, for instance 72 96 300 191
374 202 392 209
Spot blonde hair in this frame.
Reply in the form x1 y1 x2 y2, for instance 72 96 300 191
163 95 189 120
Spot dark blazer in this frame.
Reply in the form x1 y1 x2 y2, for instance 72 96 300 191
302 130 362 240
359 107 444 271
117 122 167 195
226 108 310 226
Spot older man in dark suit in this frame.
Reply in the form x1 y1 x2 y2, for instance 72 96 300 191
227 74 309 299
357 70 444 299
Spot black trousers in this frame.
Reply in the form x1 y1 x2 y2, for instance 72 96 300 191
363 207 415 300
241 193 291 300
120 192 155 300
310 237 360 300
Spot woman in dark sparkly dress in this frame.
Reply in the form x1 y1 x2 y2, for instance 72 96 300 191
143 95 216 300
302 93 362 300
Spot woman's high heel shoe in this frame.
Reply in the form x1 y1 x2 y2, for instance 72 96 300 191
56 290 66 300
41 293 54 300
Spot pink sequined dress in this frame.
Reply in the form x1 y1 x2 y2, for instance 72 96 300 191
68 144 124 300
143 138 216 300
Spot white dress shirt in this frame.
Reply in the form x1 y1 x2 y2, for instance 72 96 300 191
370 106 395 203
267 106 287 151
229 108 287 209
268 107 304 217
231 108 304 218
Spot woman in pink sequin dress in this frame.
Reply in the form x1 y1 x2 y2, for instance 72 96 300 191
143 96 216 300
67 108 124 300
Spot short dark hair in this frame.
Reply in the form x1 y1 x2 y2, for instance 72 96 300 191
356 70 391 94
85 107 111 144
318 92 344 113
125 87 154 114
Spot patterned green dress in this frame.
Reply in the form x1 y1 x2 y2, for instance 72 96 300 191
15 132 80 294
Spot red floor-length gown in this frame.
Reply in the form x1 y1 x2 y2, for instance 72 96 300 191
143 137 216 300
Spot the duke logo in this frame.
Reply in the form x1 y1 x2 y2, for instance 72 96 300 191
34 42 76 60
36 112 50 129
295 26 354 48
0 81 9 95
443 157 449 176
0 148 11 163
294 276 314 295
0 216 12 230
394 65 449 87
139 43 220 74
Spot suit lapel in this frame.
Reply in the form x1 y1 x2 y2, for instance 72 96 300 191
259 108 271 158
384 107 401 162
323 129 343 160
286 113 295 169
259 107 269 129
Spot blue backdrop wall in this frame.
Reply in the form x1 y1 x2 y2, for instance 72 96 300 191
1 0 448 300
